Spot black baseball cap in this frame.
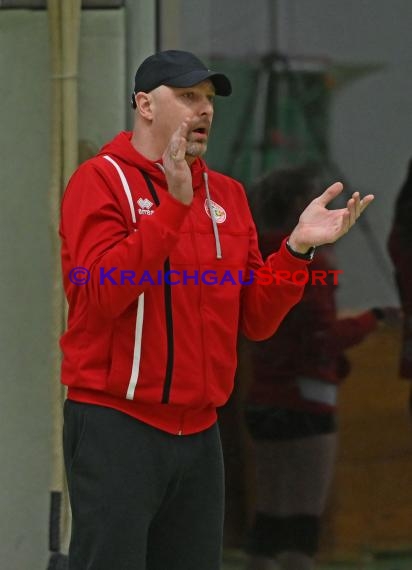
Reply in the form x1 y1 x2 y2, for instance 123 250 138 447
131 50 232 108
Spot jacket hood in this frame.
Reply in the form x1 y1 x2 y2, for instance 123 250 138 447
98 131 207 189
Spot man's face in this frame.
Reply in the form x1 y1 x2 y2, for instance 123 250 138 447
149 79 215 159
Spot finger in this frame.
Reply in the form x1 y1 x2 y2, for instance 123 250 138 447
348 192 362 224
359 194 374 214
352 191 361 219
169 135 187 162
341 209 351 235
168 118 191 150
168 118 193 158
331 209 351 241
176 116 197 139
346 197 356 226
167 116 198 161
173 119 190 144
316 182 344 207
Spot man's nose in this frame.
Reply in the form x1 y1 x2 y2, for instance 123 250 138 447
200 97 214 117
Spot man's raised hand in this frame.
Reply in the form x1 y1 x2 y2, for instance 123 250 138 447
288 182 374 253
162 117 198 206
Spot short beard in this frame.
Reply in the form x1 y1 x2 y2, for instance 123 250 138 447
186 141 207 158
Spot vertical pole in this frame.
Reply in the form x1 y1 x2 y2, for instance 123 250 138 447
125 0 156 129
47 0 82 559
155 0 161 51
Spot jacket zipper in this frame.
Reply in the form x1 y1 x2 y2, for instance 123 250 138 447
140 171 174 403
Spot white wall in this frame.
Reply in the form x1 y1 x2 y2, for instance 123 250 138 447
0 7 127 568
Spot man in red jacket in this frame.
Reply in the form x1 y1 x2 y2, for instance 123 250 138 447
60 50 374 570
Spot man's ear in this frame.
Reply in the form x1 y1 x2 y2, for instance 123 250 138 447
135 92 153 120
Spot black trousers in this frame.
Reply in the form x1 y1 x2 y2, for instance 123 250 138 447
63 400 224 570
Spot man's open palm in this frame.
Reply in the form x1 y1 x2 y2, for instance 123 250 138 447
289 182 374 251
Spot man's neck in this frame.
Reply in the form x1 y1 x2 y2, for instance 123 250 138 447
130 129 161 161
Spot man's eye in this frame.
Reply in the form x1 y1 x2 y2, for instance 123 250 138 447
182 92 194 99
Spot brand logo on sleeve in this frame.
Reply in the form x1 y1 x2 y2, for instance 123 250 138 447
137 197 154 215
204 199 226 223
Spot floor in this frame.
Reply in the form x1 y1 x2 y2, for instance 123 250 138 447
222 549 412 570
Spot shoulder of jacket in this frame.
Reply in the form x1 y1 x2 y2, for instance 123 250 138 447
71 155 139 186
66 156 107 181
63 156 124 206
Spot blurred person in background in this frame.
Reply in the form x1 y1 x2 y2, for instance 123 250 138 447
243 165 398 570
388 159 412 413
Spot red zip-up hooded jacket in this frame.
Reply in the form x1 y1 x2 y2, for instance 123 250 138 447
60 131 311 434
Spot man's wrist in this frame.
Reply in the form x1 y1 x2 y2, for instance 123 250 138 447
286 238 316 261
